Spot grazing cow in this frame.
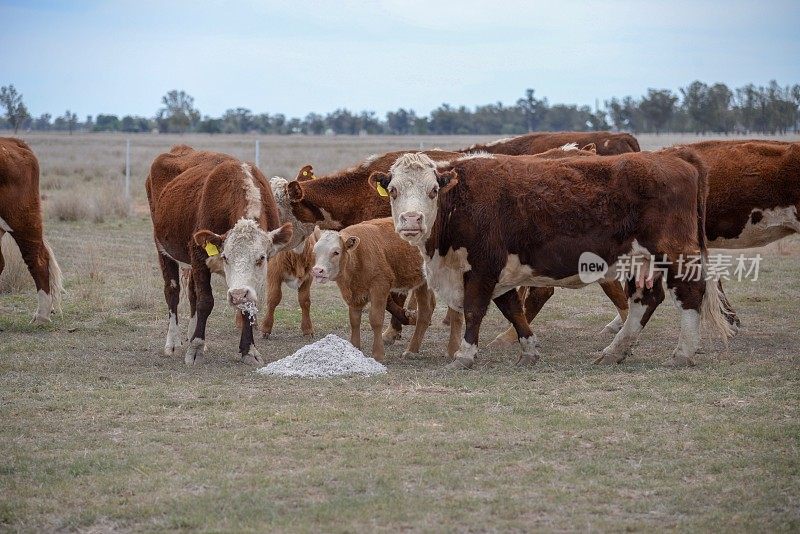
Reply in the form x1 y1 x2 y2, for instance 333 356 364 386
146 145 292 366
311 217 447 361
461 131 640 156
261 226 321 339
370 151 737 370
0 137 63 323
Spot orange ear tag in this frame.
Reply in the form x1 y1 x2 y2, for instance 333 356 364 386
204 242 219 256
376 183 389 197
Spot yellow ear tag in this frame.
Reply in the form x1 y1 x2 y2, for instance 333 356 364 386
302 171 308 176
204 242 219 257
376 183 389 197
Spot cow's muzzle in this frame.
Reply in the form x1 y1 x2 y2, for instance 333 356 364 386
398 212 425 238
228 287 256 306
311 266 330 284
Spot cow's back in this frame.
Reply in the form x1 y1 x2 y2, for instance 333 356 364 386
0 137 42 226
465 132 640 157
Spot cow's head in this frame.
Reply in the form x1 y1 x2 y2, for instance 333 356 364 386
269 176 317 250
296 164 316 181
193 218 293 306
311 230 359 284
368 153 457 246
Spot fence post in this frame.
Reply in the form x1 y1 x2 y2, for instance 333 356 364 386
125 139 131 200
255 139 260 169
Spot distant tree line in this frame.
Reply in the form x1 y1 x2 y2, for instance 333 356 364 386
2 81 799 136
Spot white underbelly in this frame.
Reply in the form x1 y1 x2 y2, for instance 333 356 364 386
709 206 799 249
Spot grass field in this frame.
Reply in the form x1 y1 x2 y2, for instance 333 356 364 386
1 133 799 531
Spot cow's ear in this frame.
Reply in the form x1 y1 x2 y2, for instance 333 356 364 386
297 164 315 181
368 171 391 196
193 230 225 255
436 169 459 194
287 180 304 202
268 223 294 251
581 143 597 153
344 235 360 250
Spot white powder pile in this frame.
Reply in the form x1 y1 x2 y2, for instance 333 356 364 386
257 334 387 378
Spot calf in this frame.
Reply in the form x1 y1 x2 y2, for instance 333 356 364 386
146 145 292 366
260 227 320 338
371 151 736 370
461 131 640 156
0 137 63 323
311 217 438 361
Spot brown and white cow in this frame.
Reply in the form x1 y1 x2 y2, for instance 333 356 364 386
0 137 63 323
461 131 640 156
311 217 444 361
146 145 292 366
370 151 737 370
496 139 800 343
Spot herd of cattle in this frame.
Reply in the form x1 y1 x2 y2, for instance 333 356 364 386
1 133 798 370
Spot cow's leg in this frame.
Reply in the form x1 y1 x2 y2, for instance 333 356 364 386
0 229 5 277
599 280 629 334
13 232 57 324
348 304 363 350
489 286 553 348
492 288 540 366
446 307 463 358
369 287 391 361
382 292 407 346
157 253 182 356
596 278 664 365
185 269 197 341
239 311 263 366
186 258 213 366
447 272 495 370
298 277 314 338
403 285 434 358
260 268 282 339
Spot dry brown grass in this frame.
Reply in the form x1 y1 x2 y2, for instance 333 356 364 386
0 233 33 293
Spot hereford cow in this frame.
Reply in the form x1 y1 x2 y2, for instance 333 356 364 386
461 131 640 156
0 137 63 324
146 145 292 366
311 217 448 361
370 151 737 370
260 226 320 339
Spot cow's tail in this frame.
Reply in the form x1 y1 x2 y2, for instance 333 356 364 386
670 148 737 340
43 238 64 313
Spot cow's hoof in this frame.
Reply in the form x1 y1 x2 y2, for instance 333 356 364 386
664 355 696 367
242 349 264 366
302 330 315 339
516 352 540 366
382 330 401 346
31 314 51 326
445 357 474 370
261 331 271 339
164 340 182 357
593 351 626 365
402 350 424 359
185 339 205 366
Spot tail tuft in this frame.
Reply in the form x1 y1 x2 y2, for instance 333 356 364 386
43 238 64 313
700 277 737 341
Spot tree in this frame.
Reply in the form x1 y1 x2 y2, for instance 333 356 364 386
58 110 78 135
34 113 52 131
0 84 31 134
639 89 678 134
157 90 199 133
517 89 547 132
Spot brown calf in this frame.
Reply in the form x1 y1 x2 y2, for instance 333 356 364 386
146 145 292 366
0 137 63 323
311 217 446 361
460 131 640 156
372 150 737 370
261 227 320 338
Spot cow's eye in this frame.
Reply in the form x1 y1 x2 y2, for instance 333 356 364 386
389 186 397 199
332 251 339 256
256 254 266 266
428 186 439 199
221 254 228 263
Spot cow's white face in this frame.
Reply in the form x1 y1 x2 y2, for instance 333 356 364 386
194 218 292 306
369 153 457 247
311 230 359 284
270 176 317 250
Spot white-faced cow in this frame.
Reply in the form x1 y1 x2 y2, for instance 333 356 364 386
370 151 737 370
146 145 292 366
0 137 63 324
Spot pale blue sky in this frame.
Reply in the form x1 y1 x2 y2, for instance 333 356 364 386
1 0 798 119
